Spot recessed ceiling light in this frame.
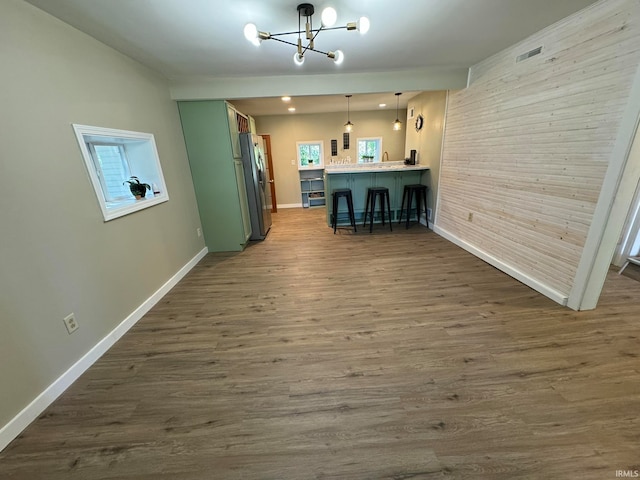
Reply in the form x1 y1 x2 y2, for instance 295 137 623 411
282 96 291 102
288 107 296 112
379 103 386 108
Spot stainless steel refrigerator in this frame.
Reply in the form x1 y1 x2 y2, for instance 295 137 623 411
239 133 273 240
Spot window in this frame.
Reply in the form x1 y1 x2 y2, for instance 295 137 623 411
357 137 383 163
89 143 131 201
297 141 324 169
72 124 169 221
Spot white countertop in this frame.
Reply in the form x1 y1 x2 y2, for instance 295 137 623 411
324 161 429 174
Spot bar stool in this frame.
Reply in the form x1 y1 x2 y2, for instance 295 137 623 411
399 184 429 229
331 188 357 234
363 187 392 233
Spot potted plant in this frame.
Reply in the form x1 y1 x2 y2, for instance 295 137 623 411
124 176 151 199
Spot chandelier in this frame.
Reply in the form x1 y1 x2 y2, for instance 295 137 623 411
243 3 370 66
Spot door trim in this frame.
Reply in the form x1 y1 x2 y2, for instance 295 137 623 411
260 134 277 213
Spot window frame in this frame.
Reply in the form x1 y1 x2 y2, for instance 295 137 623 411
357 137 383 163
296 140 325 170
72 124 169 221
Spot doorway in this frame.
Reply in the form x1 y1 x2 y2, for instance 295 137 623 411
613 179 640 269
261 134 277 213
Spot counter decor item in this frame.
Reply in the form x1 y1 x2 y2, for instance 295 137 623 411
124 176 150 199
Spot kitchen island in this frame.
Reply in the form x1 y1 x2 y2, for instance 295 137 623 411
324 162 430 227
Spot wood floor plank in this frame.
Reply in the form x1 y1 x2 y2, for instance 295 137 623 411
1 207 639 479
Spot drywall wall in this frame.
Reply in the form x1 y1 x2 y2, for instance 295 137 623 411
437 0 640 304
404 91 448 223
253 109 407 207
0 0 203 436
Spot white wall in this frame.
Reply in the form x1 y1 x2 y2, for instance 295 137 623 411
436 0 640 306
0 0 203 442
405 91 448 222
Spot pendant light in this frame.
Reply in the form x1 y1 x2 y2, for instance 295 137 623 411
393 92 402 131
344 94 354 132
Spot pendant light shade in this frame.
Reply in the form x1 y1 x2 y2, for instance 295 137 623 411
393 92 402 131
344 94 354 132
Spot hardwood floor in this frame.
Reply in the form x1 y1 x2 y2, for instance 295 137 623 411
1 207 639 479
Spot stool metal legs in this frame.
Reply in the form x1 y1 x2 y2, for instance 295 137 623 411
399 185 428 229
363 188 392 233
332 190 356 234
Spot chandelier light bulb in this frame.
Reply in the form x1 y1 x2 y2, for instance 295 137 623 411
329 50 344 65
243 23 261 46
293 52 305 66
393 119 402 131
321 7 338 27
358 16 370 34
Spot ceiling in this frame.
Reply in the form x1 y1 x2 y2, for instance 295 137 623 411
24 0 600 115
228 91 424 117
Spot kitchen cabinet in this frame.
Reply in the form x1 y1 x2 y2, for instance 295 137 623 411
178 100 252 252
227 103 250 159
325 167 427 227
227 104 241 159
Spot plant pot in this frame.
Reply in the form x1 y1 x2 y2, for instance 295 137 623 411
131 188 147 199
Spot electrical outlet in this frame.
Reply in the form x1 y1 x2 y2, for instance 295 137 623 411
196 227 202 238
468 212 473 222
63 313 79 335
291 159 295 166
427 208 432 220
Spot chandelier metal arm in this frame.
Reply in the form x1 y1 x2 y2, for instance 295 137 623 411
269 30 308 37
268 25 349 38
314 25 351 33
269 37 331 56
301 25 325 56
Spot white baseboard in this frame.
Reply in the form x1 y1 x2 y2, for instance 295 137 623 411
0 247 208 452
277 203 303 209
433 225 568 306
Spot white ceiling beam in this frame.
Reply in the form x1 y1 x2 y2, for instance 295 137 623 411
169 67 469 100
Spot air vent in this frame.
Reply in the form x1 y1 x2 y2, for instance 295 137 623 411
516 46 542 63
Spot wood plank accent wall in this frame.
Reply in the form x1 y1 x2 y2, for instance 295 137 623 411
437 0 640 299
